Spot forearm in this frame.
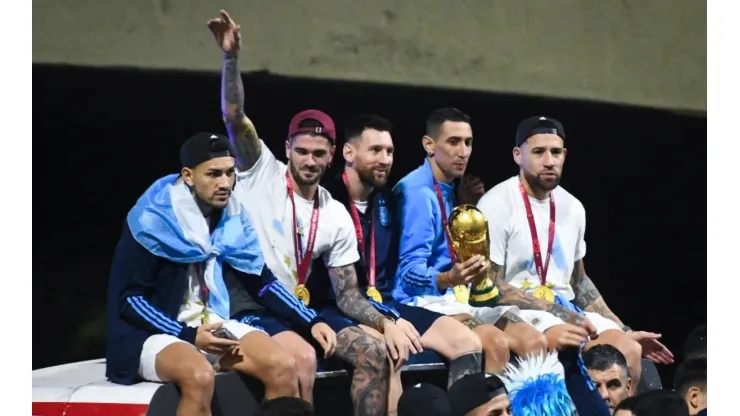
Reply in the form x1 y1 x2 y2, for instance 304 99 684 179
330 265 387 330
570 262 623 326
490 263 583 325
221 52 245 119
221 53 261 170
336 289 388 328
497 282 584 325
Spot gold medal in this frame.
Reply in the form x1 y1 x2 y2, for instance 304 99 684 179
366 287 383 303
532 285 555 302
454 285 470 304
293 284 311 306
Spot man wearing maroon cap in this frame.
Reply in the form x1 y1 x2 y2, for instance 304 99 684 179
209 10 413 416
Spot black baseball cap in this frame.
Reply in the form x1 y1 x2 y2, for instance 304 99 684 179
448 373 508 415
179 132 232 168
398 383 452 416
515 116 566 147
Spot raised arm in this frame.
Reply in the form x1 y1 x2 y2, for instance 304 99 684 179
208 10 262 171
570 260 624 327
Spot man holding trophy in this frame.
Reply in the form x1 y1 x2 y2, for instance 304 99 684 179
392 108 594 367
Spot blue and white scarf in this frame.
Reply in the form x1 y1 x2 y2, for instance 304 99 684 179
127 174 264 320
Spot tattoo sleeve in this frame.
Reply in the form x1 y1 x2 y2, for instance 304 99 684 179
329 264 386 329
570 260 623 326
221 52 261 171
491 263 585 326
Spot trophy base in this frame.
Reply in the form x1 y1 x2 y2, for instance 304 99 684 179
469 285 499 307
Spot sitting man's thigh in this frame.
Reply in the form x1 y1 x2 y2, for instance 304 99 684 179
143 334 213 384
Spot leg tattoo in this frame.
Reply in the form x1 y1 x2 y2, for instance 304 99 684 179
448 351 483 388
334 326 389 416
461 316 485 330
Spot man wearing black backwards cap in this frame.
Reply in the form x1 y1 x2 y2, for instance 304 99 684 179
210 10 410 415
476 116 674 394
448 373 511 416
106 132 334 415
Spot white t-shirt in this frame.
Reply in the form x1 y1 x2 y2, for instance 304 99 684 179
233 140 360 290
177 263 218 326
476 176 587 301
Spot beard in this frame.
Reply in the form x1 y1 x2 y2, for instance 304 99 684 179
523 169 560 193
357 164 390 188
289 161 324 186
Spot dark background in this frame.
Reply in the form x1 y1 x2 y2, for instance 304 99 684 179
33 64 706 387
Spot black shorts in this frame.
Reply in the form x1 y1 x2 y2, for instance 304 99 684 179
317 301 442 336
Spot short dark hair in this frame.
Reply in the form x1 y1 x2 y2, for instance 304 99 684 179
345 113 393 142
673 357 707 396
613 389 688 415
252 397 314 416
583 344 629 377
425 107 470 138
683 324 706 360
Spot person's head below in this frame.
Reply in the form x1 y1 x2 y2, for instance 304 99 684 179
397 383 453 416
343 113 395 189
513 116 567 199
285 109 337 187
683 324 706 361
673 357 706 416
583 344 633 414
613 389 689 416
179 132 236 214
252 397 314 416
448 373 511 416
422 107 473 183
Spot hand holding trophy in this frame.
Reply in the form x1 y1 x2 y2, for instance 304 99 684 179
446 205 500 306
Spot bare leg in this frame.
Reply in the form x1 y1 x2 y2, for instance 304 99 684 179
272 331 318 403
585 329 642 394
418 316 483 388
219 331 299 400
358 325 400 416
153 343 215 416
496 312 548 357
453 314 510 373
333 326 389 416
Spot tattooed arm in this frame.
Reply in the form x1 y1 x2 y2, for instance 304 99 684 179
329 264 388 329
570 260 624 327
490 262 585 326
221 52 262 171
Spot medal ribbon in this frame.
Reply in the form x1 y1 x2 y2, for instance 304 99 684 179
518 180 556 286
193 263 210 321
433 179 457 263
342 172 376 288
286 170 320 286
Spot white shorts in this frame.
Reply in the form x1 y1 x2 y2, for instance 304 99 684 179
518 309 622 334
138 319 262 383
407 292 521 324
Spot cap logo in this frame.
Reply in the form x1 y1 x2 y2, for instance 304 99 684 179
211 134 218 139
314 127 323 133
539 117 546 120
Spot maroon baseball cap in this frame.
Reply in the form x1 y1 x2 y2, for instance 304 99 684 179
287 109 336 143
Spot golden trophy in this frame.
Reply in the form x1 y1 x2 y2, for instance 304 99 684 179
447 205 500 306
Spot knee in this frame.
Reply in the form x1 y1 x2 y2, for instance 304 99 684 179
178 361 215 394
355 333 389 372
263 349 299 386
477 326 510 357
618 338 642 365
448 325 483 354
519 332 548 357
292 343 318 379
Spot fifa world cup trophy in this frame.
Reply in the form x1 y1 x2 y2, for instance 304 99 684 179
447 205 500 306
